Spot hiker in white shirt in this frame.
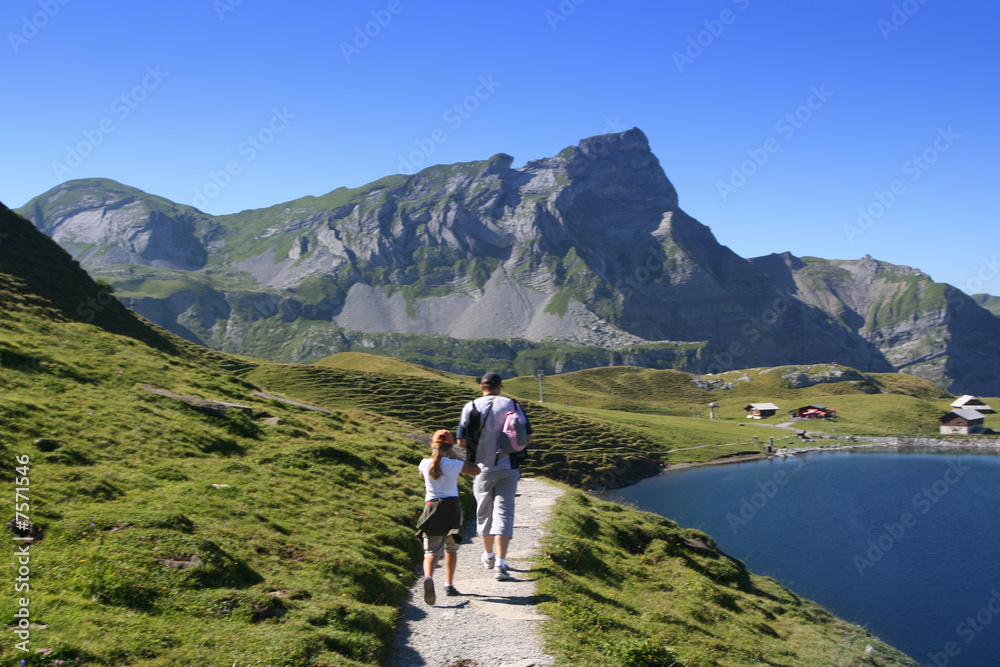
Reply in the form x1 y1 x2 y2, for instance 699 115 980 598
416 429 480 605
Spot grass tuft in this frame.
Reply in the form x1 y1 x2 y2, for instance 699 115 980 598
536 487 920 667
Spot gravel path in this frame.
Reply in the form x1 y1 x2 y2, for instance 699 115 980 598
386 477 563 667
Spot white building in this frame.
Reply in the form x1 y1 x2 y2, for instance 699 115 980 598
950 395 995 414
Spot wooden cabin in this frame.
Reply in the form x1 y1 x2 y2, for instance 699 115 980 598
745 403 780 419
939 409 985 435
795 404 836 419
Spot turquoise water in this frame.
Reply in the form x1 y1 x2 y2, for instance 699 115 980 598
607 449 1000 667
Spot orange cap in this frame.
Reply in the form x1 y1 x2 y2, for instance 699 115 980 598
431 429 454 445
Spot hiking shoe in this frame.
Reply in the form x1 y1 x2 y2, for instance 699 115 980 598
423 577 436 606
494 564 511 581
481 552 495 569
444 585 460 597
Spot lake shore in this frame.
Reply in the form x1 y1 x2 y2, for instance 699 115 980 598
592 434 1000 492
660 434 1000 474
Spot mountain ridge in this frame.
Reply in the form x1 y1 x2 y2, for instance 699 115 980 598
16 129 1000 394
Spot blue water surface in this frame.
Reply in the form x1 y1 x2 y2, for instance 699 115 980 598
607 449 1000 667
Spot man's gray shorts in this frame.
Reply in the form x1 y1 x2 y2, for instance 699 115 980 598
473 468 520 538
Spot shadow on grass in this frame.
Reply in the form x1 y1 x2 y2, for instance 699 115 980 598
200 435 247 456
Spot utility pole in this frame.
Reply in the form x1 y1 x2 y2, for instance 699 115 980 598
537 369 545 403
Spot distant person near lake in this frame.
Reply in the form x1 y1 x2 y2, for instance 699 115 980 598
456 372 532 581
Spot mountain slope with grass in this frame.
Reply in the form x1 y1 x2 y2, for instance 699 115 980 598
973 293 1000 317
503 361 954 438
20 129 1000 395
751 253 1000 395
0 202 925 665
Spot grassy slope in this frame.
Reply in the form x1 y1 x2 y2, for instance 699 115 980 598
1 313 429 666
549 405 790 465
312 351 464 383
242 363 666 489
1 205 438 666
504 364 954 437
538 490 919 667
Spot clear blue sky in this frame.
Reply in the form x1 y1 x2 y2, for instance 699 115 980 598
3 0 998 294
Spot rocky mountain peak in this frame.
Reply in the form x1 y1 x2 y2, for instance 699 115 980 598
483 152 515 175
576 126 650 156
562 128 678 209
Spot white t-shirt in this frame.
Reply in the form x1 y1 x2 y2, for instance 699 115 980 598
418 457 465 501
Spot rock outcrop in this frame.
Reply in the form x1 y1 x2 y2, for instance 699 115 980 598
750 253 1000 394
21 179 211 270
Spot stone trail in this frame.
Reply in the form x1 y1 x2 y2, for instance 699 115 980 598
387 476 563 667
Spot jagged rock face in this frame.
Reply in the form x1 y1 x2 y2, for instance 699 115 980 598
15 131 1000 394
21 180 209 271
750 253 1000 394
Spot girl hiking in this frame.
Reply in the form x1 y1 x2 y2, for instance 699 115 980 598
415 429 480 605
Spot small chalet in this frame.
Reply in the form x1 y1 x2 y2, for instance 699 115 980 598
795 404 836 419
939 409 985 435
745 403 780 419
950 395 995 414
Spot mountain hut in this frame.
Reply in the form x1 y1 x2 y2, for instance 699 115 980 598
795 404 836 419
745 403 780 419
939 409 986 435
